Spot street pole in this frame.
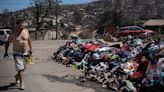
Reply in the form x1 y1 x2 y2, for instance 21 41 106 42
55 0 58 40
134 10 137 26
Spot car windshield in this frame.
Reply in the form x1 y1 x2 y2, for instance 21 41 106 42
119 26 144 31
128 27 143 31
0 31 4 35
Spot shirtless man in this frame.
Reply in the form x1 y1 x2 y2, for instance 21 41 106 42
4 19 32 90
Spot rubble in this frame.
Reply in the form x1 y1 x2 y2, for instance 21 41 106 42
53 35 164 91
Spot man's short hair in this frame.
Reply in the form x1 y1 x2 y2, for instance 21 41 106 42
16 19 24 24
16 19 28 28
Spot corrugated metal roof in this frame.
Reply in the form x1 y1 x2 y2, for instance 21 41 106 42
143 19 164 26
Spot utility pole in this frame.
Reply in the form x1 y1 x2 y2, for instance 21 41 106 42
55 0 58 40
154 0 158 17
134 0 138 26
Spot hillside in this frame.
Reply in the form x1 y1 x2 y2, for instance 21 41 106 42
0 0 164 39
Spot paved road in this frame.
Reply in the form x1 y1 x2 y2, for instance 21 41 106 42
0 40 109 92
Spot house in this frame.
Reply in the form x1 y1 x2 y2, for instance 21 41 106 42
143 19 164 34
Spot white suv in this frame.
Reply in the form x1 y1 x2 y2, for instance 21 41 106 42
0 29 11 45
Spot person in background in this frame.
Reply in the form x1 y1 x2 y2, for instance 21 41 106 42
71 34 82 44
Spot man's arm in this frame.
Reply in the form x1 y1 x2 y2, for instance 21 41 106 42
4 33 13 57
27 30 32 52
28 37 32 52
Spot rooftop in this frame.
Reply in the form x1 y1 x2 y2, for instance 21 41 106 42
143 19 164 26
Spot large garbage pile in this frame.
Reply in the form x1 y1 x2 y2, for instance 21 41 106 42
53 36 164 92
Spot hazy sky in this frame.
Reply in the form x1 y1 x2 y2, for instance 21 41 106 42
0 0 94 12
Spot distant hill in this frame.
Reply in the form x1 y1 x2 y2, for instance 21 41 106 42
0 0 164 38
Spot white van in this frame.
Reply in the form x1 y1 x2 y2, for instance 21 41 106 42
0 29 11 45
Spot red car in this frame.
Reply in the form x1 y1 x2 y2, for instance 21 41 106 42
117 26 154 36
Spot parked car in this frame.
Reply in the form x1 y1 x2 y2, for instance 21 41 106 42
117 26 154 37
0 29 11 45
